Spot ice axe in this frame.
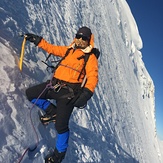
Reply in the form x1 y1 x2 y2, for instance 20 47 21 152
18 34 27 71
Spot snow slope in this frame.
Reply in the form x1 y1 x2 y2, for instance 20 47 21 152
0 0 163 162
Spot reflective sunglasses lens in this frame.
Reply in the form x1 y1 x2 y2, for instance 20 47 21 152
82 36 89 41
76 34 88 41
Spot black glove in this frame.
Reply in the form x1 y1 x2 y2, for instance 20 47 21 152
73 88 93 108
25 33 42 46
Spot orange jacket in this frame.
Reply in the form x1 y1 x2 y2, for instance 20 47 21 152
38 35 98 92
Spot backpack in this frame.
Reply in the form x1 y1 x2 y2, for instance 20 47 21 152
43 47 100 81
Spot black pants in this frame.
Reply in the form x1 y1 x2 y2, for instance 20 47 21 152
26 81 74 134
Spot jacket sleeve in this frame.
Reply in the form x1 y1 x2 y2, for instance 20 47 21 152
84 54 98 92
38 38 68 57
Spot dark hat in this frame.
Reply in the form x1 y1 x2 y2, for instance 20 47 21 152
77 26 92 38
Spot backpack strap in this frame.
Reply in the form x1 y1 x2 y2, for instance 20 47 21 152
77 48 100 81
91 48 100 59
77 54 90 81
54 48 72 71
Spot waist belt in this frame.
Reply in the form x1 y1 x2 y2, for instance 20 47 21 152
49 78 81 99
52 78 81 90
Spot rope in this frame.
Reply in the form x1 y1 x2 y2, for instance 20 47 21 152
17 82 53 163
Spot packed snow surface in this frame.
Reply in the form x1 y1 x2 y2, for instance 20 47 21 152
0 0 163 162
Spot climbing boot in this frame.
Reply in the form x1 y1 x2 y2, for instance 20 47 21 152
45 148 66 163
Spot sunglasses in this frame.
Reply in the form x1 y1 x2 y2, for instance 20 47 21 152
75 34 89 41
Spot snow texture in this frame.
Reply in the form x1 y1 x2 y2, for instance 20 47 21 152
0 0 163 162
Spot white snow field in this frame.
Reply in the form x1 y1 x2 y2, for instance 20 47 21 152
0 0 163 163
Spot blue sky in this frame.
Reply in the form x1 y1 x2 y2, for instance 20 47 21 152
126 0 163 140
